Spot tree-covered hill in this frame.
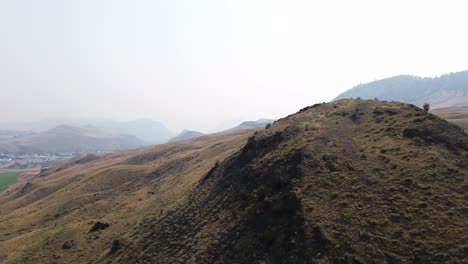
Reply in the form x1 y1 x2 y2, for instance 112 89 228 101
334 71 468 109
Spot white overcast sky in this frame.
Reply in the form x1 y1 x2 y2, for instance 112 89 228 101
1 0 468 132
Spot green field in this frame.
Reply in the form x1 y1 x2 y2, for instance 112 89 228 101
0 171 22 192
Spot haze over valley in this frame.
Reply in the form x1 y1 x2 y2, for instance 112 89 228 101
1 0 468 263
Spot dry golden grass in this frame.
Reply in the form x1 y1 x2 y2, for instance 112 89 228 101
1 100 467 263
0 130 252 263
118 100 467 263
432 106 468 129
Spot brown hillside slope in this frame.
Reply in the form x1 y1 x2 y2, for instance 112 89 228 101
0 125 143 154
1 100 468 263
432 106 468 130
117 100 468 263
0 130 252 263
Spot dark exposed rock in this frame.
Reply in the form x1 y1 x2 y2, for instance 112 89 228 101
350 107 365 123
238 132 286 165
109 240 121 254
89 221 110 232
373 107 403 116
199 161 220 184
403 118 468 151
456 155 468 169
311 226 329 249
322 154 338 172
62 240 74 249
39 167 49 176
70 154 99 165
299 103 322 113
18 182 32 196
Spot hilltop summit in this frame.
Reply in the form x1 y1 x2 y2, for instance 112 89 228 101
0 100 466 263
168 129 205 143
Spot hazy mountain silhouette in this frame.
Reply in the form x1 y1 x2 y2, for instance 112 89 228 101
334 71 468 108
1 118 174 145
0 125 144 154
223 118 275 132
168 129 205 143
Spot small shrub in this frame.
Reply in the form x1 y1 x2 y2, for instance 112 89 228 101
256 185 267 201
262 229 276 245
110 240 121 254
272 174 290 189
423 103 430 112
392 228 404 238
418 202 429 208
330 191 339 199
265 123 272 129
62 240 74 249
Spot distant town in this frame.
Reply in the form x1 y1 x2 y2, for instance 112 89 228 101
0 152 102 169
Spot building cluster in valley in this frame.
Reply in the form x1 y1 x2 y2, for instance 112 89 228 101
0 153 76 169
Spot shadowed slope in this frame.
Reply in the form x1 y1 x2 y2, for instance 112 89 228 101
116 100 467 263
1 100 467 263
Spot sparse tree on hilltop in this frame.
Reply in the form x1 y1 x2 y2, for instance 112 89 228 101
423 103 430 112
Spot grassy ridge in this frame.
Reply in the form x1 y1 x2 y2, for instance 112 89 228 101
0 171 22 192
0 100 467 263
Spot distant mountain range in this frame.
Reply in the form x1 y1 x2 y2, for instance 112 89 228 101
168 119 275 143
0 118 275 154
223 119 274 132
168 130 205 143
0 125 144 155
1 118 174 145
334 71 468 109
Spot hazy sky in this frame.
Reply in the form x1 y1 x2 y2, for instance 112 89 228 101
1 0 468 132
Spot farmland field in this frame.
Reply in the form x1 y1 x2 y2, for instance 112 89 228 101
0 171 22 192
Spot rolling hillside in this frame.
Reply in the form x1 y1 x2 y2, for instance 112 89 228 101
432 106 468 130
225 119 275 132
1 118 174 145
0 100 467 263
168 130 205 143
334 71 468 109
0 125 143 154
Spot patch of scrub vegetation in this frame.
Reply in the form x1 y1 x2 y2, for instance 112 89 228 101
118 100 467 263
1 100 467 263
0 171 22 192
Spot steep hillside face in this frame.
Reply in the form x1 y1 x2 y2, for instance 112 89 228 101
1 100 467 263
334 71 468 109
117 100 467 263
